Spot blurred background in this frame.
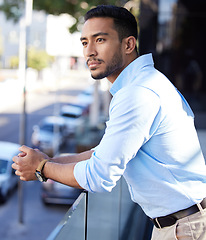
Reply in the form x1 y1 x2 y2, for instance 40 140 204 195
0 0 206 239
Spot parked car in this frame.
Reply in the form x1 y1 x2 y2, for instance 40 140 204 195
59 105 85 136
41 152 83 205
77 85 94 107
65 102 90 116
41 179 83 205
31 116 67 156
0 141 20 203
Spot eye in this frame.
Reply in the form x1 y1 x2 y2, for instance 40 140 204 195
81 41 88 47
96 38 105 43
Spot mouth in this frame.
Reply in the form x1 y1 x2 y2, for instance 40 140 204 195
87 59 103 70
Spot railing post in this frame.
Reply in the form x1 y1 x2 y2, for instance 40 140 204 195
85 191 88 240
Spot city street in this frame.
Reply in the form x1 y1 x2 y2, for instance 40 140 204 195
0 181 69 240
0 71 92 240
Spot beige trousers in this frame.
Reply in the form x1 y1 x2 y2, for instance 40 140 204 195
151 204 206 240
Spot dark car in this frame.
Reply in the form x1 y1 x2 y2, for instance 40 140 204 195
41 152 83 205
41 179 83 205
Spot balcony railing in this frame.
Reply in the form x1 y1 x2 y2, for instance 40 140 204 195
47 178 153 240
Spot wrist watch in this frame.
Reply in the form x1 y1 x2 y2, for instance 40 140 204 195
35 159 48 182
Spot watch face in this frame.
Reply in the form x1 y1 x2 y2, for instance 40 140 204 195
35 171 44 182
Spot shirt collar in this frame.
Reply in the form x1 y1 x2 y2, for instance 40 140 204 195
110 53 154 96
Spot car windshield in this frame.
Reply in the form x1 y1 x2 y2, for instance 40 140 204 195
40 124 54 132
0 159 8 174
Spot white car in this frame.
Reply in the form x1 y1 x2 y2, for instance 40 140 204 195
60 105 85 135
0 141 20 203
31 116 67 156
77 86 94 107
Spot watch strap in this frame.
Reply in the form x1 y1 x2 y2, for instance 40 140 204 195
36 159 48 172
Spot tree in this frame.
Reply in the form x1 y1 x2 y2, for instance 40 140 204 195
9 48 54 73
0 0 130 32
0 0 24 22
27 47 54 72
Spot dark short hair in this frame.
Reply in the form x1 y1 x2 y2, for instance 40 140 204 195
84 5 138 42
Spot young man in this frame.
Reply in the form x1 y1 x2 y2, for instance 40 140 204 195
12 5 206 239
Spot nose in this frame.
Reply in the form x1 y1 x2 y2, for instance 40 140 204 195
84 42 97 58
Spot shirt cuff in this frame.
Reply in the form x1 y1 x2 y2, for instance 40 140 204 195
90 146 97 151
74 160 92 192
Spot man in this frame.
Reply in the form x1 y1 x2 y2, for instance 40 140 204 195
12 5 206 240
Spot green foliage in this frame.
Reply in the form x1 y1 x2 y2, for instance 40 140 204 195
9 56 19 68
0 0 24 22
8 48 54 71
0 0 129 32
27 47 54 71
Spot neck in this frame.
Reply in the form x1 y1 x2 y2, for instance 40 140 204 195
107 52 139 83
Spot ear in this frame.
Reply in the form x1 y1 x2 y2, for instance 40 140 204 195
124 36 136 54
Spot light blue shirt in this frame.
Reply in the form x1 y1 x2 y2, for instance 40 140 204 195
74 54 206 218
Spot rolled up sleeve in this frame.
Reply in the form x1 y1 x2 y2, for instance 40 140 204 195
74 86 160 193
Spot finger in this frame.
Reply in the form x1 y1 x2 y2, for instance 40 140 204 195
12 155 20 164
20 176 26 181
19 145 32 153
12 162 19 170
18 152 27 157
15 169 21 177
20 176 30 181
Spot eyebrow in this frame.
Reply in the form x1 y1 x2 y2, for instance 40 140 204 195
80 32 109 41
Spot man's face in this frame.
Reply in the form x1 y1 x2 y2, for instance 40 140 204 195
80 17 126 83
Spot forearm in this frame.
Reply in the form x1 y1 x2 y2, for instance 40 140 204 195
51 150 94 164
43 161 82 188
12 146 93 188
40 150 94 188
43 150 94 189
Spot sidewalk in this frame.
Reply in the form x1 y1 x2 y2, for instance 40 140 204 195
0 69 91 113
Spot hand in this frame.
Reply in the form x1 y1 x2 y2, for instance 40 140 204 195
12 145 50 181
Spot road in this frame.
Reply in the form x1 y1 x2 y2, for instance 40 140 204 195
0 181 69 240
0 71 92 240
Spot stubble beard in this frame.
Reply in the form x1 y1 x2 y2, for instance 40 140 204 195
90 51 123 80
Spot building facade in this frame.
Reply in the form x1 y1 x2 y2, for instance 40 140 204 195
139 0 206 112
